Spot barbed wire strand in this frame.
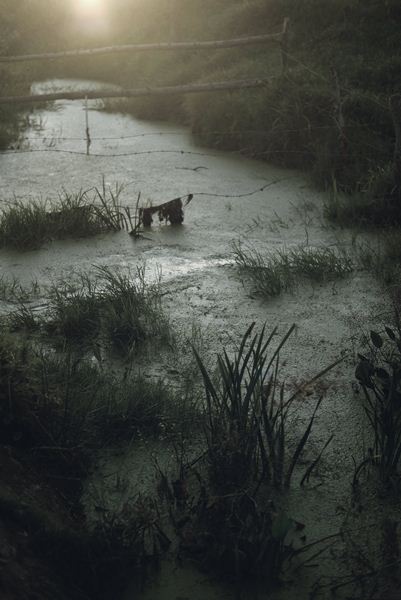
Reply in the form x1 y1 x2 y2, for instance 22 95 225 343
0 147 223 158
0 145 390 158
0 122 384 142
0 176 297 207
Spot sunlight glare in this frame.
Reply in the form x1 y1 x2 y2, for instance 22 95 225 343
74 0 106 19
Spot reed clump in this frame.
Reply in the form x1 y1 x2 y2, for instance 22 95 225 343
11 265 170 353
0 183 131 251
194 323 334 491
233 242 353 298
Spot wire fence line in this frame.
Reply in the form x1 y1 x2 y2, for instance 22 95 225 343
0 148 224 158
0 111 390 160
0 176 297 209
0 20 391 157
0 49 392 161
0 144 388 159
0 146 390 159
0 122 383 143
0 22 396 191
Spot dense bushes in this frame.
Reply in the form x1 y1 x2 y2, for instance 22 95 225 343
91 0 401 197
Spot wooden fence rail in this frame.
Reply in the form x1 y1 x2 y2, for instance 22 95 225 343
0 19 288 113
0 77 271 106
0 31 284 64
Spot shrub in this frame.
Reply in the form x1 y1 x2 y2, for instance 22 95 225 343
355 326 401 485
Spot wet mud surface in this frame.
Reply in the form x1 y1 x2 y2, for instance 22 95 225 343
0 80 390 599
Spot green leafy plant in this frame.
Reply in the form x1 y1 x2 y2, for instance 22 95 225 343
355 326 401 485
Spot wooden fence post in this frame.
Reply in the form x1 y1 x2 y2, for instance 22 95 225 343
390 94 401 192
281 17 290 75
84 95 91 155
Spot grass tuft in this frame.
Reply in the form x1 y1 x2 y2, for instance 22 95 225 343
45 273 101 341
0 333 174 450
324 186 401 227
0 183 132 251
96 265 170 351
12 266 171 353
233 242 353 298
288 245 353 281
0 200 50 250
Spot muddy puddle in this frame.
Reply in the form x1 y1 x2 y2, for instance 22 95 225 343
0 80 390 599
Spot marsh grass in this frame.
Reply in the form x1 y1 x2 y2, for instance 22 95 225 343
194 323 335 491
354 230 401 287
45 273 101 341
97 265 170 351
0 333 174 450
0 67 36 151
15 266 170 353
173 478 296 582
0 329 171 597
234 243 292 297
9 302 40 332
0 200 50 250
233 242 353 298
289 245 353 281
0 275 39 304
0 183 131 250
93 180 133 232
379 231 401 289
0 105 25 151
0 484 166 600
324 187 401 227
97 375 173 442
36 350 172 446
157 452 323 585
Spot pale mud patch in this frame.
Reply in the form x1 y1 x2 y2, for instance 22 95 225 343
0 79 390 599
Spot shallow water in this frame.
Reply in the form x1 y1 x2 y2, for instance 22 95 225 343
0 80 389 599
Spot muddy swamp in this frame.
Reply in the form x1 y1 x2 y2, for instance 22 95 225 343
1 1 401 599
